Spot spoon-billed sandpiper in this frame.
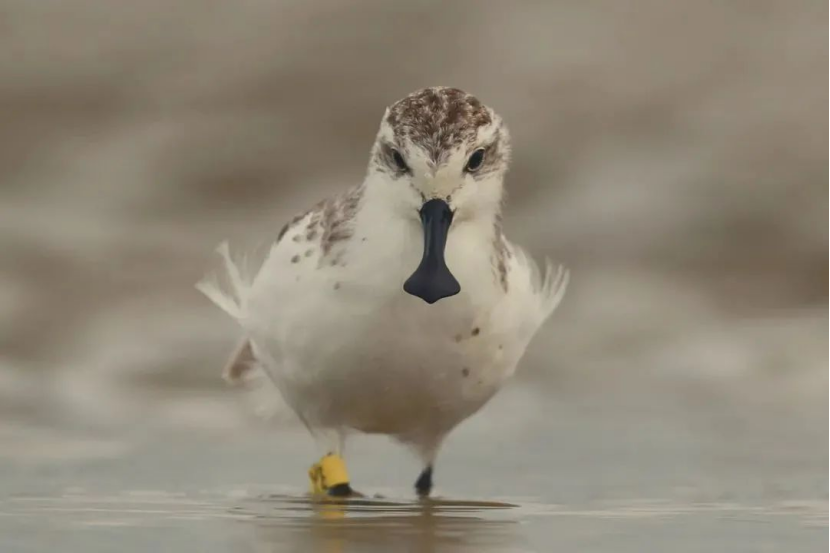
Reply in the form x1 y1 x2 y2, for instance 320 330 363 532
198 87 568 498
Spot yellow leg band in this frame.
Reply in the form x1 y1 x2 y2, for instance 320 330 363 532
308 453 350 495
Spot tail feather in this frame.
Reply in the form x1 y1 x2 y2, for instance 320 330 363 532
512 245 569 322
197 242 296 425
196 241 247 319
540 259 569 319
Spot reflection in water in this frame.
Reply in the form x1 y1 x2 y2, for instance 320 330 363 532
2 490 825 552
241 495 524 553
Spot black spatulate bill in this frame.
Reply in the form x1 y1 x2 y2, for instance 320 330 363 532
403 198 461 304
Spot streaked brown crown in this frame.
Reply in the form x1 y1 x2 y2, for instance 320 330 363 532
386 87 493 160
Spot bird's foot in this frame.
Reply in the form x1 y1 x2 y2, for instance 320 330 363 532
308 453 357 497
415 465 433 498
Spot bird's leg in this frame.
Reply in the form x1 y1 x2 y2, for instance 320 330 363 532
413 434 443 498
308 452 353 496
413 434 446 499
414 465 434 498
308 430 360 497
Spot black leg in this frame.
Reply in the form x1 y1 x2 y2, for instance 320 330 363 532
415 465 433 497
327 483 354 497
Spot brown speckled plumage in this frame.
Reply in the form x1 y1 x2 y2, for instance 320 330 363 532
370 88 511 184
386 88 492 155
492 214 511 292
279 211 308 242
320 185 363 256
277 184 364 265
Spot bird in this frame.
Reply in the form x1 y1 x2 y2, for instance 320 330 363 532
197 87 568 498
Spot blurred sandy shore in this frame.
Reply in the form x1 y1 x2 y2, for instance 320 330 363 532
0 0 825 437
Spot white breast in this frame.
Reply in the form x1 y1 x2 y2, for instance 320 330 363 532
198 197 566 441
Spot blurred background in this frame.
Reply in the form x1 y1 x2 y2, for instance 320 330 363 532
0 0 826 550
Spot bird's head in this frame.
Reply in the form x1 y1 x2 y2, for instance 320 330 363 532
366 87 511 304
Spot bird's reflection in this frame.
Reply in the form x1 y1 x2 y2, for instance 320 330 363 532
238 494 522 553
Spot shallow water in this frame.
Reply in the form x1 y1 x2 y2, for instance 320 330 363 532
1 388 825 552
3 492 825 553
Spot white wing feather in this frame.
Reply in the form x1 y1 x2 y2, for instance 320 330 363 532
197 240 297 425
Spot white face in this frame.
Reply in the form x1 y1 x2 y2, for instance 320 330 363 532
369 113 511 225
367 88 511 303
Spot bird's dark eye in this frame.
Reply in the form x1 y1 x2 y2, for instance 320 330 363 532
465 149 485 172
392 149 409 172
